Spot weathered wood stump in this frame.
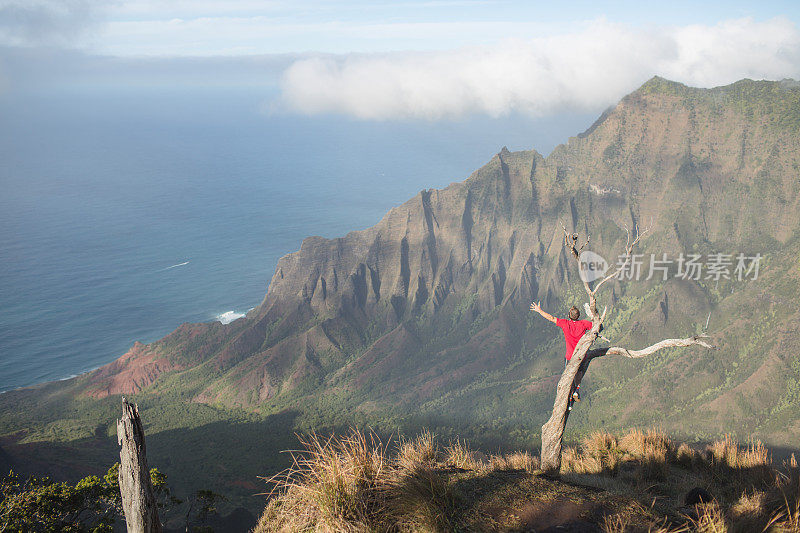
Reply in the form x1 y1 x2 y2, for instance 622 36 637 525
117 397 162 533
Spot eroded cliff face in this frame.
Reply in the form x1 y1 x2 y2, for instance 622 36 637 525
78 77 800 437
264 147 543 317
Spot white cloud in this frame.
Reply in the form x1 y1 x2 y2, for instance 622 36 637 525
277 17 800 120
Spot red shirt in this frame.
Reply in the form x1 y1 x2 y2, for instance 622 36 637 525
556 318 593 360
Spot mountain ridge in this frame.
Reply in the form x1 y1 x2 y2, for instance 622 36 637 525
76 77 797 408
61 77 800 426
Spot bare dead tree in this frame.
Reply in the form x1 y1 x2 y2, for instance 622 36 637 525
117 397 162 533
539 224 715 473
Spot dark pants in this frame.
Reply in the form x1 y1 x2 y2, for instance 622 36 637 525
565 358 587 391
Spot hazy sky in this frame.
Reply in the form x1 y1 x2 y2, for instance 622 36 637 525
2 0 800 118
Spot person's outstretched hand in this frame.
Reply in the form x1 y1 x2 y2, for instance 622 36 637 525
530 301 541 313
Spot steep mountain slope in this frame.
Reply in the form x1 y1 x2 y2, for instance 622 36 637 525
2 77 800 512
81 76 800 431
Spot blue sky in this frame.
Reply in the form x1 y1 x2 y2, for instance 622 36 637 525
2 1 800 118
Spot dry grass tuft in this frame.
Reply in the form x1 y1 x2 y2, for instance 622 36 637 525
505 451 539 472
255 431 388 532
730 489 766 519
584 431 619 455
584 431 622 475
620 428 674 460
687 502 728 533
618 428 673 480
443 439 481 471
676 442 700 469
602 508 682 533
397 431 437 472
487 451 539 473
385 466 458 532
487 453 511 471
255 429 461 533
561 445 600 474
706 435 770 470
601 513 630 532
769 478 800 532
706 434 736 468
705 435 774 487
561 431 623 475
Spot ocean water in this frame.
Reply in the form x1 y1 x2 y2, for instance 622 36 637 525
0 87 595 392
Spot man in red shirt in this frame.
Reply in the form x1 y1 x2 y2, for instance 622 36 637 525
530 301 593 410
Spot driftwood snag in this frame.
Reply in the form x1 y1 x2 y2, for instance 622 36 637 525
539 224 715 473
117 397 162 533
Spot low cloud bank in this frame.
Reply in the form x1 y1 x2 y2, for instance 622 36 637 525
277 17 800 120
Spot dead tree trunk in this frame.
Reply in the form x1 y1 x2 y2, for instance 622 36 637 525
117 398 162 533
539 224 714 473
540 327 600 472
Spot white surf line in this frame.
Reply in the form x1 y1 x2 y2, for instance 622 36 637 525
217 310 246 324
158 260 190 272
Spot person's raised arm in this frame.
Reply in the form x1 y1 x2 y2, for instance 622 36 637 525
530 300 557 324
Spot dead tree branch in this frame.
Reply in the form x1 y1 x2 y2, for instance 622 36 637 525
587 335 715 359
592 223 649 294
